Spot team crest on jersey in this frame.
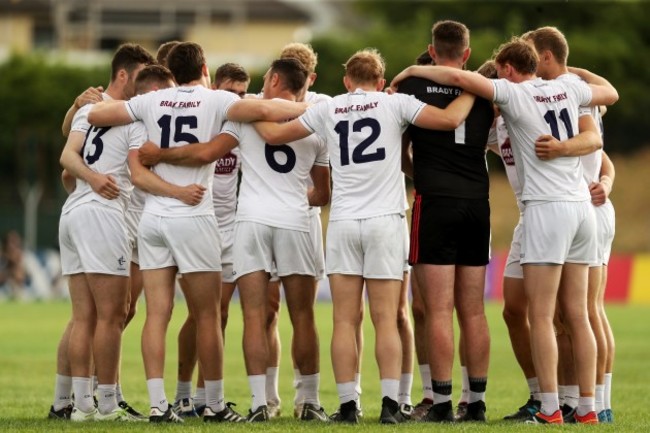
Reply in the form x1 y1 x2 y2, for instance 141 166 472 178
500 138 515 166
214 152 238 175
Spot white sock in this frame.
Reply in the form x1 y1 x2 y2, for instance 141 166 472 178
146 378 168 411
418 364 433 401
72 377 95 413
604 373 613 410
564 385 579 409
205 379 225 413
115 383 125 403
175 380 192 402
380 378 399 402
52 374 72 411
302 373 320 406
336 381 357 405
460 366 470 404
193 387 206 407
539 392 560 416
527 377 541 401
293 369 303 405
595 384 605 412
577 396 595 417
398 373 413 405
97 384 118 414
558 385 566 406
265 367 280 404
248 374 266 412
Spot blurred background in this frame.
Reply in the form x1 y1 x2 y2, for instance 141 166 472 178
0 0 648 301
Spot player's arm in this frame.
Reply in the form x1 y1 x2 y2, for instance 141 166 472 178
590 151 615 206
391 65 495 101
567 66 619 106
138 133 239 167
62 87 104 137
127 150 205 206
308 165 331 207
59 131 120 200
227 99 308 123
412 91 476 130
61 169 76 194
401 132 414 179
253 118 312 145
534 114 602 160
88 100 133 127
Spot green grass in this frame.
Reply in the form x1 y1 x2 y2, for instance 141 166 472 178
0 300 648 432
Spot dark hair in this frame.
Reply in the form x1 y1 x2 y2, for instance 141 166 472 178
431 20 469 60
135 65 175 94
111 43 155 81
415 50 433 66
214 63 250 87
156 40 181 67
269 58 309 95
166 42 205 85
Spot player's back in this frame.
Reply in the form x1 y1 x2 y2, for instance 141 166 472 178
126 85 239 217
300 90 424 221
211 148 240 230
399 76 494 199
493 77 592 202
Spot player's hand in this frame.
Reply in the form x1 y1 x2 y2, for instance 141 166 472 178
384 86 395 95
389 66 415 92
138 141 161 166
589 181 610 206
176 184 206 206
75 86 104 109
535 134 565 160
89 173 119 200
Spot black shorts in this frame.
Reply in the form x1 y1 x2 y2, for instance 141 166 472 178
409 195 490 266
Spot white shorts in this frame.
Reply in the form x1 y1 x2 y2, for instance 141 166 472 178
233 221 316 278
310 210 326 280
125 208 142 265
59 202 130 276
521 201 597 265
592 200 615 266
504 216 524 279
220 227 236 283
326 214 406 280
138 213 221 273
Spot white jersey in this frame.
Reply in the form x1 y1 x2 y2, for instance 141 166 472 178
495 116 524 212
212 147 240 230
224 120 328 232
126 85 239 217
63 95 144 215
300 89 425 221
305 90 332 104
129 188 147 213
492 77 593 202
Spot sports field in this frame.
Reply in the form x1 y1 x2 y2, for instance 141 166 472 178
1 300 648 432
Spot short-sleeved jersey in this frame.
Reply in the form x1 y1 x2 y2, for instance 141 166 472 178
399 77 494 199
63 95 145 215
556 73 605 185
492 77 593 202
212 147 240 230
128 188 147 213
299 89 425 221
126 86 239 217
223 120 328 232
495 116 524 212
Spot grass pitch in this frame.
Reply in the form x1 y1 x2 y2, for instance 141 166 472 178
0 300 648 432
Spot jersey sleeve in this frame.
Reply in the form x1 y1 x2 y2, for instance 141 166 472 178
298 102 325 135
70 105 92 134
221 120 241 141
395 93 426 125
125 93 150 122
127 122 148 150
572 80 593 107
314 137 329 167
219 90 243 120
492 79 512 106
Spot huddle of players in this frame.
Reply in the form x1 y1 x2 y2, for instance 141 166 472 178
48 19 618 426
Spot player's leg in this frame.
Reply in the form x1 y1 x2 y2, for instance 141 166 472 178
454 265 489 422
49 320 73 418
587 265 608 420
67 273 98 419
173 277 199 418
397 271 414 415
410 270 433 420
87 272 130 418
555 301 578 421
265 278 282 418
599 264 615 421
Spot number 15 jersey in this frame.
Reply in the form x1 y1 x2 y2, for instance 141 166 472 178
299 90 425 221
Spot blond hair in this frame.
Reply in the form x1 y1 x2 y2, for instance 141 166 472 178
280 42 318 73
523 26 569 65
344 48 385 85
494 37 538 75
